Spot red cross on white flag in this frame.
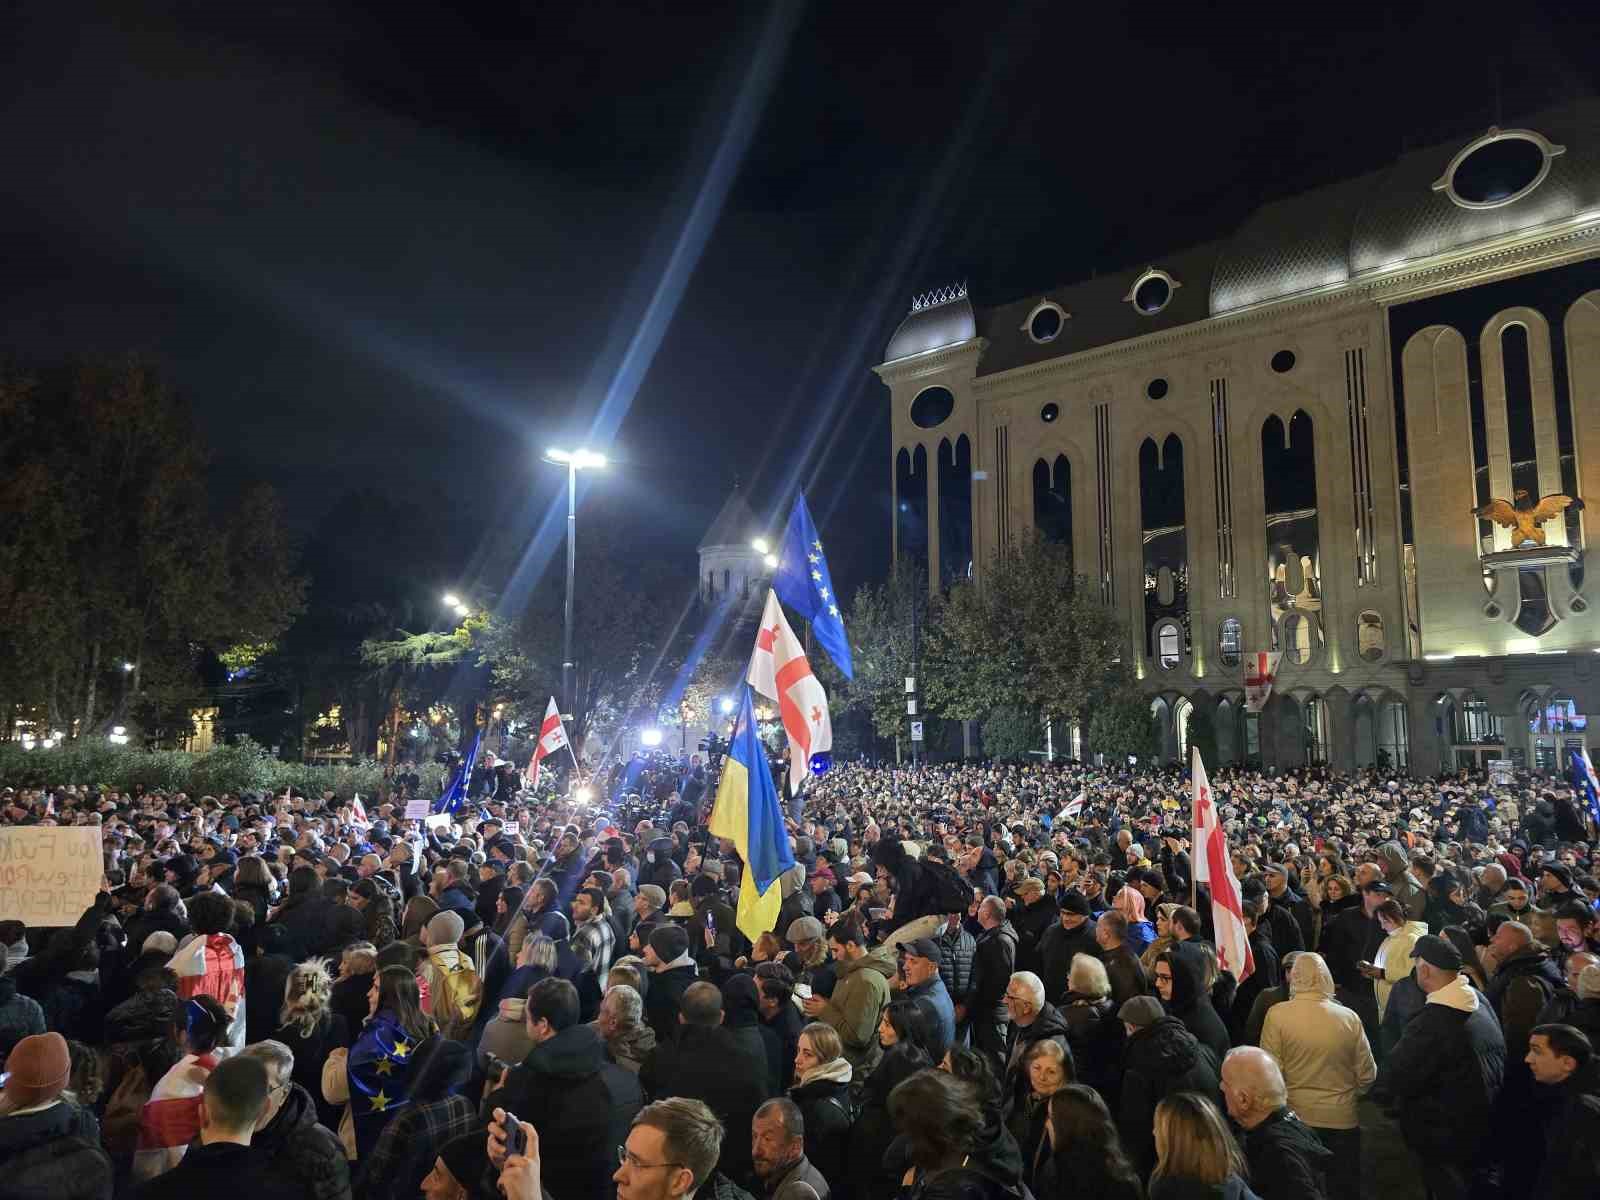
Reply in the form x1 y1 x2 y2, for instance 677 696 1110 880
526 697 572 788
747 590 832 796
1191 748 1254 984
1243 650 1283 713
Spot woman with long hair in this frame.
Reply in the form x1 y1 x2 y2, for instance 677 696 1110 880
789 1022 853 1188
351 878 398 949
1150 1092 1259 1200
887 1068 989 1193
1141 903 1181 973
852 1000 939 1198
273 958 349 1129
322 964 438 1161
1034 1084 1143 1200
232 855 276 928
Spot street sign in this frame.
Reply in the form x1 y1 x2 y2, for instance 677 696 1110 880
910 721 924 741
904 677 916 693
906 699 917 715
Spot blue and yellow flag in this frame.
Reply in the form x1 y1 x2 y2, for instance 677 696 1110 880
708 685 796 942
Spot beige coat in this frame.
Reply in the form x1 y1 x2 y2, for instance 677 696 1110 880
1260 957 1376 1130
1373 919 1428 1017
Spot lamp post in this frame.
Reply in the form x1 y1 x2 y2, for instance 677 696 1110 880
543 448 607 721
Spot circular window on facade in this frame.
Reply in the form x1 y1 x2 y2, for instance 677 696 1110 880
1126 268 1180 316
1025 302 1067 343
1040 402 1060 424
1432 127 1565 210
1146 378 1169 400
1271 349 1296 374
909 386 955 429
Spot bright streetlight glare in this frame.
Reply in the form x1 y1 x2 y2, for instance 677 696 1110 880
442 593 461 608
763 553 779 569
751 538 770 555
720 697 735 714
575 785 595 803
544 447 608 470
640 728 663 747
121 661 135 672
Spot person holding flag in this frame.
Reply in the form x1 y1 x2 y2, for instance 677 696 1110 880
434 731 481 814
525 696 574 789
708 685 796 943
1191 747 1253 985
747 589 832 803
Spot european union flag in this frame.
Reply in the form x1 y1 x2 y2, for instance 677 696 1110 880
1570 748 1600 831
435 730 481 813
772 491 853 679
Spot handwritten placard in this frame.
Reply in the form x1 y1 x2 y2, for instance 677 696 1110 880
0 827 103 924
404 795 430 820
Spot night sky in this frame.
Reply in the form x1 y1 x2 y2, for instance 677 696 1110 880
2 1 1596 605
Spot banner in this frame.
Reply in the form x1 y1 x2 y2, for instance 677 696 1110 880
0 827 103 924
1243 651 1283 712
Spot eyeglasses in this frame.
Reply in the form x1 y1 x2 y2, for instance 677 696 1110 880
1154 972 1173 982
617 1145 683 1172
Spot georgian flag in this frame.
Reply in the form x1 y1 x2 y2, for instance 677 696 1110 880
526 697 570 788
1191 749 1253 983
747 590 832 797
169 933 246 1048
1243 651 1283 713
1056 791 1085 824
351 794 369 826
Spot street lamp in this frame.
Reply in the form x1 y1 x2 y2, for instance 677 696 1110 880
543 447 608 719
720 697 735 715
641 728 663 748
441 594 470 619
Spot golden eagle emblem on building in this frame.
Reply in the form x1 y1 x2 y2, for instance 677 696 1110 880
1470 489 1584 546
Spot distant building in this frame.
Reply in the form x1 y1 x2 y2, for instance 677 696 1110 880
699 481 769 607
876 103 1600 774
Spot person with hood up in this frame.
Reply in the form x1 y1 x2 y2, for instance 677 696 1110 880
415 911 481 1041
1220 1049 1330 1200
487 977 643 1200
236 1039 352 1200
1258 954 1372 1200
1155 949 1231 1068
1373 934 1505 1200
868 836 954 947
800 913 893 1075
0 1032 110 1200
641 924 698 1044
999 971 1074 1124
1116 995 1223 1178
1376 842 1426 922
1113 886 1156 956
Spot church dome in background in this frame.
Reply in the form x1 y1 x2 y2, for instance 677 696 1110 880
883 284 976 362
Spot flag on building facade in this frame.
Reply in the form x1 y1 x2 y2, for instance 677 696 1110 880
1191 748 1254 983
526 697 571 788
436 731 481 814
708 685 797 942
771 491 853 679
1570 748 1600 831
1243 651 1283 712
747 589 832 796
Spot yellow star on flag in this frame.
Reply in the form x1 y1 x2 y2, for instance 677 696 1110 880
374 1058 394 1076
392 1038 412 1060
369 1089 392 1112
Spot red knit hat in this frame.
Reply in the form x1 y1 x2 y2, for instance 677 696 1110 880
4 1032 70 1108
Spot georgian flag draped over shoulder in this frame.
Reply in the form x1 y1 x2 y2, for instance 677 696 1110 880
747 590 831 796
1243 651 1283 713
1191 749 1254 983
169 932 246 1048
526 697 570 788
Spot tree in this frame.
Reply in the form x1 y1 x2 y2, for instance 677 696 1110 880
1088 694 1160 763
923 534 1127 731
981 704 1041 761
820 561 924 746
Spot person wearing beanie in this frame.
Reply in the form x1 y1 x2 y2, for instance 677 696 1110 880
131 1056 290 1200
686 876 739 975
642 924 698 1044
0 1033 109 1199
416 909 481 1041
1116 991 1223 1176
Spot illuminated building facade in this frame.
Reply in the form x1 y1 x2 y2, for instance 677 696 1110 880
876 103 1600 773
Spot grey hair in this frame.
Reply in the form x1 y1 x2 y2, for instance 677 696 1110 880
1009 971 1046 1010
238 1039 295 1085
1223 1046 1287 1109
1068 952 1111 999
755 1097 804 1140
978 896 1007 923
525 934 558 972
603 982 644 1026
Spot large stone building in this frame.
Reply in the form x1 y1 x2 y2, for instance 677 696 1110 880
876 103 1600 775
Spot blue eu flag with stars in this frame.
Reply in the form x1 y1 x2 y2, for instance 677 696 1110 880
772 491 852 680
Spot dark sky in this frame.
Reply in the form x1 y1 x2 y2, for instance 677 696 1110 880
2 1 1596 606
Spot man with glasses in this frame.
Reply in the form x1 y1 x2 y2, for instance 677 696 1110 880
612 1097 725 1200
234 1040 350 1200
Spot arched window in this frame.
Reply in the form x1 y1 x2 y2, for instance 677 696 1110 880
1215 698 1236 764
1303 696 1329 765
1174 698 1193 759
1140 435 1188 667
1456 695 1503 745
1357 612 1385 661
939 436 973 587
1378 699 1409 770
1032 455 1072 546
1156 622 1182 670
1263 412 1322 657
896 446 929 570
1282 613 1315 665
1219 618 1242 667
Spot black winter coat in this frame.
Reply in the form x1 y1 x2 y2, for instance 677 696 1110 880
1376 983 1505 1163
1534 1058 1600 1195
935 922 978 1004
968 924 1018 1022
789 1075 853 1193
1011 896 1060 974
851 1044 931 1198
1239 1108 1332 1200
1059 992 1121 1096
1036 919 1099 1003
1119 1016 1222 1176
642 962 698 1043
1165 944 1231 1066
132 1141 301 1200
489 1023 643 1200
0 1102 110 1200
639 1024 768 1186
252 1083 352 1200
1001 1002 1075 1120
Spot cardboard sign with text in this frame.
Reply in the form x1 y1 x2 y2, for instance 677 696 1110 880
404 795 430 820
0 827 103 924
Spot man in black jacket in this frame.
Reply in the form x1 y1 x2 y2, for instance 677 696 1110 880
967 897 1018 1069
1036 892 1098 1003
238 1041 352 1200
999 971 1074 1121
1221 1046 1331 1200
1374 935 1505 1200
485 978 644 1200
1116 996 1222 1177
1527 1023 1600 1194
638 981 770 1186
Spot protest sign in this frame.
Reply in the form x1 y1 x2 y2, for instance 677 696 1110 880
0 827 103 924
404 795 430 820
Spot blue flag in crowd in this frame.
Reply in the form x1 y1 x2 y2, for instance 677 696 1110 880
436 730 482 813
1571 748 1600 831
772 491 853 679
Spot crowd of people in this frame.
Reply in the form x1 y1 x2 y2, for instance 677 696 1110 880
0 753 1598 1200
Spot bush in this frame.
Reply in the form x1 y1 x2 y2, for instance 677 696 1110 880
1087 694 1160 764
981 705 1041 762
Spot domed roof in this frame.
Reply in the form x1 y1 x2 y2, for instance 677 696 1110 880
883 284 977 362
1211 100 1600 315
698 483 760 551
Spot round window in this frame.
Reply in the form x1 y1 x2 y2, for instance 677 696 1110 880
1029 306 1063 343
1134 276 1171 314
909 386 955 429
1146 378 1169 400
1040 402 1060 424
1433 128 1564 210
1271 350 1296 374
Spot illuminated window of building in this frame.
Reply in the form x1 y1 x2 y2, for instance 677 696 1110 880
1219 618 1242 667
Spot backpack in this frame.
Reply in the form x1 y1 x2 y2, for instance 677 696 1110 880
923 859 975 916
423 951 482 1040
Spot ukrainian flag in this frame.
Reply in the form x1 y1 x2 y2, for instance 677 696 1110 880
709 685 796 942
